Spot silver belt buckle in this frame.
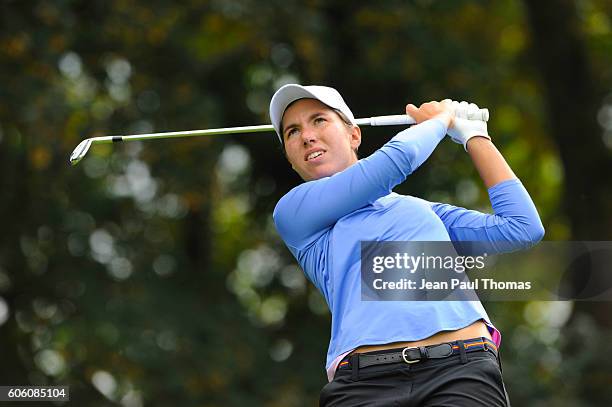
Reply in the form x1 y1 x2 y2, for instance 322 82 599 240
401 346 421 364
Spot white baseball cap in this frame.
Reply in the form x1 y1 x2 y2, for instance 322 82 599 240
269 84 356 144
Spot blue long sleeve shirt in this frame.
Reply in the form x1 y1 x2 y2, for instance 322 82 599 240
273 119 544 375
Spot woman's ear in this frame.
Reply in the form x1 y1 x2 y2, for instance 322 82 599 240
350 125 361 151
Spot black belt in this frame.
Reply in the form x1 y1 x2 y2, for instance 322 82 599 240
339 337 497 370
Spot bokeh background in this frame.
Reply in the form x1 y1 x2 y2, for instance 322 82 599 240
1 0 611 405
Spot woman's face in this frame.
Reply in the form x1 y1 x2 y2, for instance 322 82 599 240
281 99 361 181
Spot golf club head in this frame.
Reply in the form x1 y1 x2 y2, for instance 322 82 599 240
69 138 93 166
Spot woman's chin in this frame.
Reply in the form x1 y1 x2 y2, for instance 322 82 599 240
309 168 336 180
302 163 347 181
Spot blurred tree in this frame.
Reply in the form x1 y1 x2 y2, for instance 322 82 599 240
523 1 612 405
525 0 612 220
523 0 612 312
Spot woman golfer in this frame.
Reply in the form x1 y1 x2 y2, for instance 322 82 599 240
270 84 543 406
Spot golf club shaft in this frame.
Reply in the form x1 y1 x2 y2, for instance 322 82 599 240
81 115 415 146
84 110 489 143
69 110 489 165
91 124 276 145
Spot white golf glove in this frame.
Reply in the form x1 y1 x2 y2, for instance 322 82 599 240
447 101 491 151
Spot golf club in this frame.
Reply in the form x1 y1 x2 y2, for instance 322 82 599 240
69 109 489 166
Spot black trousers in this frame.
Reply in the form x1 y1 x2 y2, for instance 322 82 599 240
320 348 510 407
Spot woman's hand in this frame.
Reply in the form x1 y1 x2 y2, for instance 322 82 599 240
447 101 491 151
405 100 455 128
